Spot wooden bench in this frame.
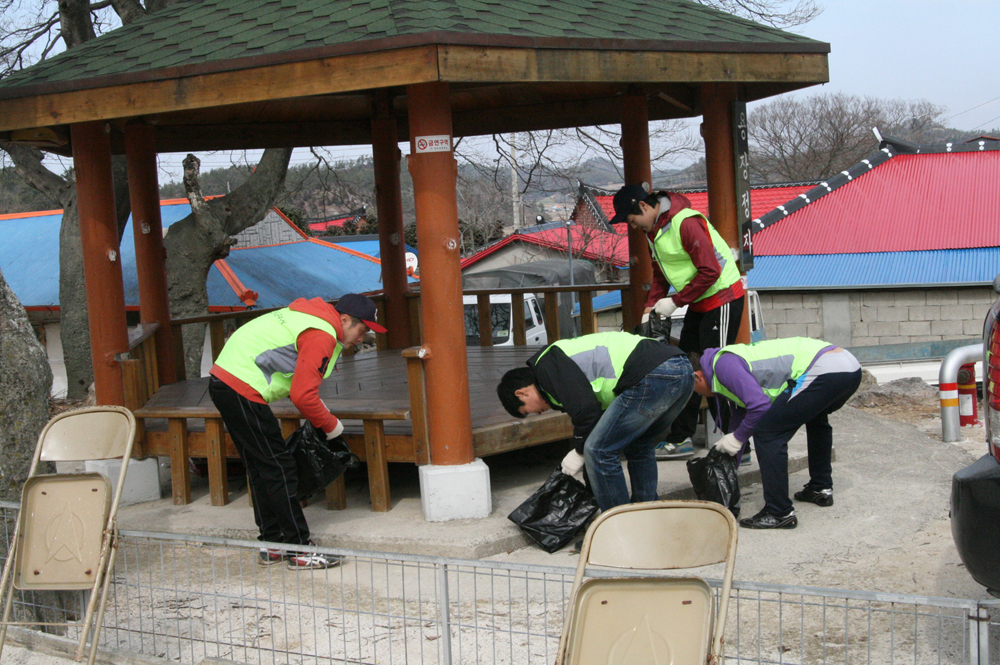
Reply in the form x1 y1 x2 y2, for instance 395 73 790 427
134 400 411 512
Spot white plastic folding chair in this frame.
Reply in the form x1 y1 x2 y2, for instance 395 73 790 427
556 500 738 665
0 405 137 664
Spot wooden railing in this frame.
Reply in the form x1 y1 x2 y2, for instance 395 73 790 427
116 322 161 412
404 283 634 348
164 283 633 369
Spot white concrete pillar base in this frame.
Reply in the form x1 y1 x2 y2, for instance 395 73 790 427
84 457 161 506
419 459 491 521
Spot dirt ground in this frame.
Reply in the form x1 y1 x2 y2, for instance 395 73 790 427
10 386 997 664
492 389 997 603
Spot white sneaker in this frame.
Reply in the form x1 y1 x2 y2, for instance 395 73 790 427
287 552 344 570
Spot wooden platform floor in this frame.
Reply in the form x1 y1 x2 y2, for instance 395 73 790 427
139 346 573 459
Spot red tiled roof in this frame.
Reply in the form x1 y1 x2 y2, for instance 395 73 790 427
461 226 629 269
595 184 813 226
754 151 1000 256
308 213 359 232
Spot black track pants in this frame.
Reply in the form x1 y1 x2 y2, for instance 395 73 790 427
665 297 744 443
209 376 310 546
753 369 863 516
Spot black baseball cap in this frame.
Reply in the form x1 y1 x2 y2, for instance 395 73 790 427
335 293 387 333
609 183 649 225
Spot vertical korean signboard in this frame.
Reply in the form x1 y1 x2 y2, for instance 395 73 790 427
733 101 753 271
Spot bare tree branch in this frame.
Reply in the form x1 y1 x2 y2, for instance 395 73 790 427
747 93 948 182
695 0 822 28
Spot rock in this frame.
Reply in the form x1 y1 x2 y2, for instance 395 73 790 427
849 376 937 408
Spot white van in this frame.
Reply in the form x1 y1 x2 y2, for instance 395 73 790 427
463 294 548 346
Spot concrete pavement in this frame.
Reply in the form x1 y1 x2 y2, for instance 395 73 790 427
116 432 810 559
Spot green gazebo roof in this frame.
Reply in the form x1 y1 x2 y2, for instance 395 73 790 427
0 0 825 94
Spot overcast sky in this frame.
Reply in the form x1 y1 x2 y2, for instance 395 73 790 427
775 0 1000 132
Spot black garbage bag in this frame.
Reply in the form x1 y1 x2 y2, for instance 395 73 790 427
686 448 741 518
508 467 599 553
631 311 672 342
286 422 361 501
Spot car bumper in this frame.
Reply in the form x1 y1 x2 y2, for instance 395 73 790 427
951 453 1000 593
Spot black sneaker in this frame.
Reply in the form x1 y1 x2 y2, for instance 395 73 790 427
258 548 286 566
739 508 797 529
794 485 834 507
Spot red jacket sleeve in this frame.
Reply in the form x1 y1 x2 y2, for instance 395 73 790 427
645 260 671 309
672 216 721 307
289 328 339 434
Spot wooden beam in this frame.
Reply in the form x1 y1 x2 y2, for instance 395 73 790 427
407 80 475 467
168 418 191 505
72 121 130 407
205 417 230 506
439 46 828 85
364 420 391 512
0 46 439 133
621 94 654 328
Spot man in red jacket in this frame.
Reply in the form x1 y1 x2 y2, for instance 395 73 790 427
209 293 386 569
611 184 745 459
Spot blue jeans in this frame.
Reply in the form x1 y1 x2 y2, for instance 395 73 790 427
583 355 694 511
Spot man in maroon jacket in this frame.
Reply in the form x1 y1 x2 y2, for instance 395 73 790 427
611 184 745 459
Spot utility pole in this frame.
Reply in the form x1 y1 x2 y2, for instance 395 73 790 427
510 133 520 229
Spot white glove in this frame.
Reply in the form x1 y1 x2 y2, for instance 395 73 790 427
714 432 742 456
326 420 344 439
653 297 678 319
561 449 585 479
641 311 651 324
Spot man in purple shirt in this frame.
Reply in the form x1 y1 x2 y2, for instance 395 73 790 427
690 338 862 529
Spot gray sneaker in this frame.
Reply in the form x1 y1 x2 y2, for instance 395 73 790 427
655 439 694 460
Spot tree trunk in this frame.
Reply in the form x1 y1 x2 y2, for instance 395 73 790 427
165 148 293 377
0 271 80 631
56 198 94 398
0 272 51 500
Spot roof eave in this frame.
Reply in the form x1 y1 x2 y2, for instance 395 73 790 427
0 30 829 102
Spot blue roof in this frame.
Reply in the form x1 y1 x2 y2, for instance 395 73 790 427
0 210 62 307
573 247 1000 314
747 249 1000 289
223 241 390 308
332 237 418 258
1 202 399 310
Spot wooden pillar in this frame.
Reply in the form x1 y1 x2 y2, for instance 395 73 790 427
371 93 411 349
124 123 177 385
701 83 751 344
71 122 129 406
621 94 653 329
405 81 474 466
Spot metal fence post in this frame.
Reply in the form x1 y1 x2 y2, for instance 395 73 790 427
437 562 453 665
969 606 990 665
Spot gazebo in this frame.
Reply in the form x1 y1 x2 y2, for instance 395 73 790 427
0 0 828 520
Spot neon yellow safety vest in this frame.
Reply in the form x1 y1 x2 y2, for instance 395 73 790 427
214 308 341 403
711 337 832 407
649 208 741 301
535 332 644 409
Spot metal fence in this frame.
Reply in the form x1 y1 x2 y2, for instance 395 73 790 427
2 503 998 665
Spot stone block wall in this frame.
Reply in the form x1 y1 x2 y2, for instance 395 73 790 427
757 287 996 346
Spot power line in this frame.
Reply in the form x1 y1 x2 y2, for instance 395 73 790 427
971 112 1000 133
943 95 1000 122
